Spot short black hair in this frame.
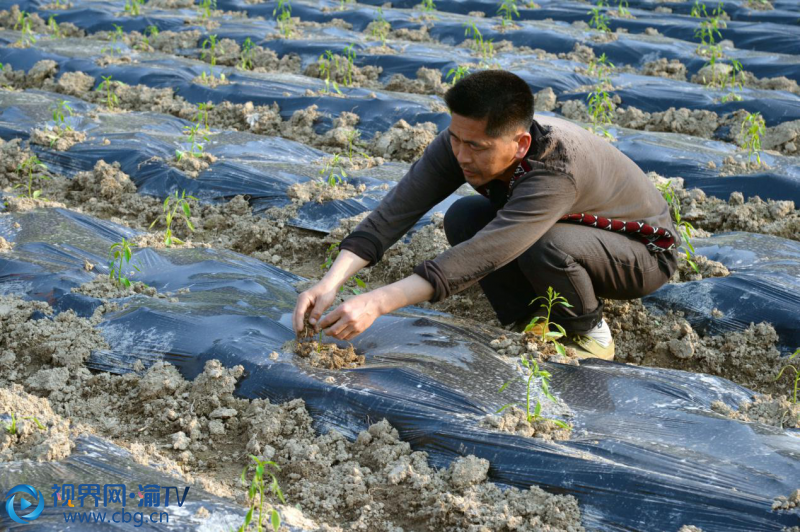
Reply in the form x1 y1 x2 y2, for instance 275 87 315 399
443 70 534 138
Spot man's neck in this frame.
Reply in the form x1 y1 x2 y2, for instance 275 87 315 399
497 155 525 184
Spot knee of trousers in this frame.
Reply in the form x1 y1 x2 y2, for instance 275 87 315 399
443 195 494 246
517 231 568 271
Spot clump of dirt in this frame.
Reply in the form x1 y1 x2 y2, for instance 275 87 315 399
3 195 66 213
741 71 800 95
605 299 798 396
170 152 217 178
287 179 366 204
132 232 212 250
772 490 800 511
762 119 800 156
535 87 558 112
641 58 688 81
95 54 137 67
71 274 161 300
290 338 365 369
559 42 596 64
490 333 581 366
0 138 38 187
30 126 87 151
0 59 59 90
0 5 84 37
50 70 96 97
614 106 720 138
192 72 230 88
480 406 572 441
147 0 195 7
0 384 75 462
390 24 435 43
678 527 703 532
711 395 799 429
370 119 438 162
384 66 448 96
719 154 770 176
671 254 730 283
0 237 11 252
303 54 383 89
193 37 302 74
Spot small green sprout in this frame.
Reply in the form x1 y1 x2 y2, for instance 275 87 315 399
108 237 141 288
98 75 119 110
586 86 615 140
692 1 727 56
524 286 572 356
775 348 800 405
149 190 197 247
273 0 294 38
102 24 125 55
14 11 37 47
47 14 61 38
497 354 570 429
739 111 766 169
240 37 255 70
2 413 46 435
319 153 347 186
198 0 216 20
588 6 611 33
124 0 144 16
497 0 520 28
14 155 49 199
370 8 391 46
182 124 210 158
345 128 365 162
656 180 699 274
194 102 214 131
237 455 285 532
446 65 470 85
463 21 496 67
342 43 357 88
616 0 630 17
339 0 355 9
201 34 219 66
587 52 614 84
52 100 74 129
317 50 342 94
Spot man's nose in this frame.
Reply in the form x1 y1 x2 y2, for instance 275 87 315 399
454 145 472 165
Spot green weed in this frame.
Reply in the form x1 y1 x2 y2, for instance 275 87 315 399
124 0 144 16
588 6 611 33
739 111 766 169
446 65 470 85
419 0 438 20
587 52 614 84
586 86 615 140
47 14 60 38
198 0 216 20
52 100 73 129
775 348 800 404
345 128 366 162
524 286 571 356
370 8 391 46
273 0 294 38
179 124 209 159
317 50 342 94
463 21 496 67
497 354 570 429
14 11 37 47
139 25 159 51
108 237 141 288
201 34 219 66
149 190 197 248
497 0 520 28
692 1 727 56
656 180 699 274
102 24 125 55
194 102 213 131
237 455 285 532
319 153 347 186
98 75 119 110
616 0 630 17
2 412 46 435
14 155 49 200
240 37 255 70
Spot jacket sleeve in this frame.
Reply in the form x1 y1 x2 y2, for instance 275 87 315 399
339 129 464 266
413 168 578 301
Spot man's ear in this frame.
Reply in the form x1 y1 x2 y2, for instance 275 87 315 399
515 132 532 158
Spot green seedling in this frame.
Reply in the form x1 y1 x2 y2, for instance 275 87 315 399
181 123 210 158
587 86 615 140
370 8 391 46
98 75 119 110
497 354 570 429
139 25 159 50
124 0 144 16
775 348 800 405
419 0 438 20
463 21 496 67
342 43 357 87
201 34 219 66
14 155 48 199
340 0 355 10
692 1 727 55
616 0 630 17
345 128 366 162
596 0 610 6
446 65 470 85
747 0 771 6
102 24 125 55
321 242 367 295
273 0 294 38
656 180 699 274
497 0 520 28
588 6 611 33
52 100 74 130
198 0 216 20
149 190 197 248
108 237 141 288
2 412 46 435
524 286 572 356
587 52 614 84
239 37 255 70
194 102 213 131
196 70 226 86
319 153 347 186
739 111 766 169
317 50 342 95
47 14 61 38
237 455 285 532
14 11 37 47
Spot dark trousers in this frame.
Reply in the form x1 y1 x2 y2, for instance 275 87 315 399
443 195 677 331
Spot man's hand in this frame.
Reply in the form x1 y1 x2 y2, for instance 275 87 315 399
318 292 382 342
293 282 338 336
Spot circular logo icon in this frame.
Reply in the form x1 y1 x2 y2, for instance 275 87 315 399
5 484 44 524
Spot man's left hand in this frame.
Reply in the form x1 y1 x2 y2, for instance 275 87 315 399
318 292 382 342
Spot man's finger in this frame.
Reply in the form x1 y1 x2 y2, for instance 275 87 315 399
323 311 350 338
317 305 342 331
308 297 329 327
292 293 312 333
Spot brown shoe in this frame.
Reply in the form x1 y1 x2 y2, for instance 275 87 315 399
562 335 615 361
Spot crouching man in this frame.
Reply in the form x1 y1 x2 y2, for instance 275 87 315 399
292 70 679 360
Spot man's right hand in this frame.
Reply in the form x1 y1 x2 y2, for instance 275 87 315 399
292 281 339 336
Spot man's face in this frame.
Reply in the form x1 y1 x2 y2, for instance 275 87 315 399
448 113 531 188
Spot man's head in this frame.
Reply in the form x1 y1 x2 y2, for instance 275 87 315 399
444 70 534 187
